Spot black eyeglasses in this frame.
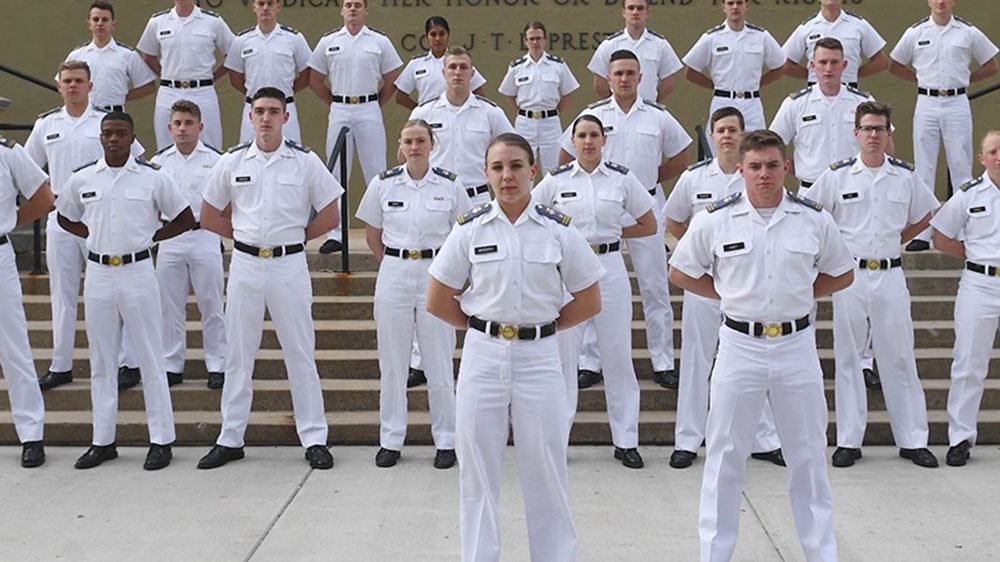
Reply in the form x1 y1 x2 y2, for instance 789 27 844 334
857 125 889 134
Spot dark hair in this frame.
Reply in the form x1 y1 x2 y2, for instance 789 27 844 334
739 130 786 160
90 1 115 19
251 87 288 110
855 101 892 129
609 49 639 64
813 37 844 55
571 115 605 137
101 111 133 128
59 60 91 80
486 133 535 166
170 99 202 120
710 106 745 132
523 20 547 35
424 16 449 35
401 118 435 145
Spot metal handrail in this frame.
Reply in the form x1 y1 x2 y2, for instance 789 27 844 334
0 64 58 93
326 126 351 273
943 82 1000 198
694 125 712 162
0 124 34 132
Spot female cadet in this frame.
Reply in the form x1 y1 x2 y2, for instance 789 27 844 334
356 120 472 469
427 133 604 562
394 16 487 109
533 115 656 469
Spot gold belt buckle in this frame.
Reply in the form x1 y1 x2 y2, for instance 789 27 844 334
498 324 517 340
408 249 422 260
350 95 360 104
259 247 273 259
108 255 123 267
867 260 880 271
764 323 782 338
180 80 191 88
531 110 542 119
734 91 745 99
590 244 600 253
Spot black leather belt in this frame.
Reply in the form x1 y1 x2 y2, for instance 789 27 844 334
385 246 439 260
0 234 8 246
966 261 1000 277
918 87 967 97
331 93 378 104
590 241 620 254
713 89 760 99
724 314 811 338
466 184 489 198
233 240 304 259
100 105 125 112
518 108 558 119
246 96 295 104
160 79 214 88
468 316 557 341
87 249 151 267
858 257 901 271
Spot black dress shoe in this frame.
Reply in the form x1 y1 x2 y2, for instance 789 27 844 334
905 239 930 252
946 440 971 467
167 372 183 387
407 368 427 389
434 449 457 469
75 444 118 469
577 369 602 389
750 449 786 467
614 446 644 469
375 447 400 468
832 447 862 467
306 445 334 469
118 366 140 391
21 441 45 468
900 447 939 468
862 368 881 390
38 370 72 391
207 371 224 389
197 444 245 469
144 444 173 471
669 449 696 469
653 370 678 390
319 239 343 254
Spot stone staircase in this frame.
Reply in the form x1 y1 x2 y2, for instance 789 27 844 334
1 234 997 446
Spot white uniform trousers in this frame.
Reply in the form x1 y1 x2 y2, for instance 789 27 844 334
325 101 386 243
699 326 836 562
515 115 563 174
156 228 226 374
556 323 583 433
457 329 576 562
833 267 929 449
83 259 175 446
217 252 327 448
675 291 781 454
0 244 45 442
45 212 86 373
947 273 1000 446
240 100 301 144
374 256 456 450
153 85 223 151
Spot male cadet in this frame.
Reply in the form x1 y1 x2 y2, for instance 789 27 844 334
150 100 226 390
0 136 54 468
770 38 879 191
25 60 144 392
682 0 786 132
805 102 940 468
63 1 157 112
663 107 783 470
669 130 853 562
57 111 195 471
410 46 514 208
782 0 888 88
225 0 312 144
197 88 342 470
587 0 682 104
560 49 690 467
889 0 998 251
137 0 235 150
932 131 1000 467
308 0 403 254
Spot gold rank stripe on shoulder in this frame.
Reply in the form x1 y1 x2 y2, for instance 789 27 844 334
114 40 137 52
367 27 388 36
647 29 665 41
410 52 429 61
604 161 629 175
237 26 255 36
887 156 915 171
786 191 823 211
746 22 765 32
536 204 571 226
550 163 573 176
587 98 613 110
846 85 871 98
38 106 61 119
687 158 712 172
432 167 457 181
605 30 625 41
279 24 301 35
954 15 972 27
545 54 565 64
706 192 742 213
959 177 984 192
136 158 161 170
228 141 252 154
0 136 14 149
706 23 725 34
204 144 223 155
284 139 311 153
201 8 222 18
790 86 812 99
642 99 668 111
510 56 527 67
830 157 856 171
912 16 930 28
457 203 492 225
379 166 404 180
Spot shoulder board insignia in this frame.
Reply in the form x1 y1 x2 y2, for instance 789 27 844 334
367 27 387 36
510 55 527 68
536 203 571 226
227 141 252 154
846 85 871 98
912 16 930 28
418 96 440 107
204 144 223 155
201 9 221 18
787 191 823 211
152 9 170 18
136 158 161 170
322 27 343 37
545 54 565 64
73 160 98 173
687 158 713 172
843 10 863 20
605 30 625 41
379 166 404 180
410 52 430 60
643 99 667 111
587 98 613 109
707 24 725 35
830 157 856 171
279 24 301 35
887 156 915 171
604 161 629 175
0 136 15 149
958 177 984 192
456 203 492 225
800 11 819 26
706 192 742 213
74 40 90 50
92 105 110 113
647 29 665 40
550 163 573 176
475 95 499 107
114 40 136 51
284 139 311 153
790 85 812 99
432 166 457 181
38 106 62 119
237 26 255 36
154 144 174 157
954 15 972 27
746 22 765 32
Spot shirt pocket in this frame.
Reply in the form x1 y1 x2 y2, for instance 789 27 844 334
635 125 662 156
424 198 452 213
466 121 491 141
523 241 562 271
596 190 626 219
784 237 819 272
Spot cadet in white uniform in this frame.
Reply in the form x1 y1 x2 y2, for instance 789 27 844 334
560 49 690 391
499 21 579 174
782 0 888 87
0 136 54 468
805 102 940 469
682 0 786 132
63 1 157 111
669 130 853 562
771 38 877 189
137 0 234 151
587 0 682 104
225 0 311 144
534 115 655 469
410 46 514 207
889 2 998 251
356 119 471 469
150 100 226 390
57 111 194 471
197 88 341 470
931 131 1000 467
664 107 782 470
394 16 487 109
427 133 604 562
308 0 403 253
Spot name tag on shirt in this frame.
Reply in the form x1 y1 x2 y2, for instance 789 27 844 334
802 115 818 123
46 133 62 141
808 34 821 41
327 45 341 54
559 191 578 198
516 75 531 84
603 126 615 134
969 206 987 214
235 175 253 183
722 242 746 252
474 245 498 255
429 122 443 129
842 192 860 200
387 201 405 208
715 46 730 53
918 40 932 47
82 191 97 199
415 69 428 77
159 29 174 38
242 47 257 57
696 193 713 200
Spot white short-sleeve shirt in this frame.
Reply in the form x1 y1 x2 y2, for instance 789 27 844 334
588 28 683 102
931 175 1000 266
224 23 311 99
498 52 580 111
308 25 403 96
889 15 998 89
783 10 886 85
0 139 48 235
664 158 745 224
62 40 157 108
150 141 222 221
683 22 786 92
395 52 487 105
136 6 235 81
